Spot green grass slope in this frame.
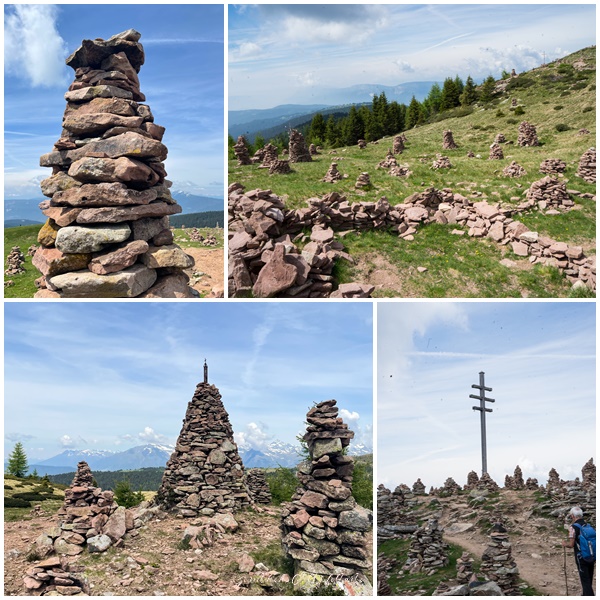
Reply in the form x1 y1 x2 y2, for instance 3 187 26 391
229 48 596 298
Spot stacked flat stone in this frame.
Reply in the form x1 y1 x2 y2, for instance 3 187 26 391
33 29 195 298
477 473 499 492
246 468 272 504
546 468 563 495
357 139 367 149
377 484 418 542
494 133 506 144
480 523 520 595
260 143 279 168
517 121 539 147
442 130 458 149
576 148 596 183
23 555 89 596
355 172 372 189
388 164 412 178
269 159 291 175
233 136 252 166
322 162 343 182
412 478 426 495
157 377 251 516
466 471 480 489
432 154 452 169
456 551 475 584
525 477 539 490
309 143 319 156
403 518 449 575
525 176 574 211
503 161 526 177
440 477 462 495
281 400 371 584
512 466 525 489
393 135 405 154
582 458 596 488
539 158 566 174
288 129 312 163
252 146 266 163
377 555 396 595
5 246 25 275
488 143 504 160
377 150 398 170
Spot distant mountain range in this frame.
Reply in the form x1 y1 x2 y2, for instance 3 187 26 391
4 191 223 225
20 439 372 475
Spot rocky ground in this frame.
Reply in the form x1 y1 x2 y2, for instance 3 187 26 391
183 246 224 298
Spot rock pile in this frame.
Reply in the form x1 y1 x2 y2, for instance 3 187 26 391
377 150 398 170
377 484 418 542
393 135 405 154
28 244 39 256
388 164 412 178
477 473 499 492
440 477 462 495
578 128 590 135
268 159 291 175
260 143 279 168
480 523 520 595
517 121 539 147
24 556 89 596
539 158 566 174
546 468 563 495
309 143 319 156
525 176 574 211
157 365 252 516
456 551 475 584
412 479 426 495
512 466 525 489
576 147 596 183
466 471 480 489
442 130 458 150
288 129 312 163
357 139 367 149
252 146 265 163
33 29 194 298
281 400 371 587
403 518 449 575
355 172 372 189
488 143 504 160
582 458 596 488
233 136 252 166
322 162 343 182
494 133 506 144
432 154 452 169
503 161 526 177
525 477 539 490
5 246 25 275
377 555 396 595
245 469 272 504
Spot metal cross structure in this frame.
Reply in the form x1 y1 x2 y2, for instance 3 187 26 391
203 359 208 384
470 371 495 475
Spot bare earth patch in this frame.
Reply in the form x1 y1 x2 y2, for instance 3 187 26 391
183 247 224 298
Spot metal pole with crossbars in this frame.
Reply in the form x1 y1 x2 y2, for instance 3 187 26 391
470 371 495 475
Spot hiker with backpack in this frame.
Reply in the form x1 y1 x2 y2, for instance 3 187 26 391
563 506 596 595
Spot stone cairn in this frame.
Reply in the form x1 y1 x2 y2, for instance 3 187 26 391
322 162 343 182
260 143 279 168
480 522 520 595
503 161 526 177
412 478 426 495
33 29 195 298
494 133 506 144
525 176 574 211
393 135 405 154
269 159 291 175
233 135 252 166
476 473 499 492
577 147 596 183
511 97 518 107
357 139 367 149
252 146 266 163
157 363 252 516
309 143 319 156
539 158 566 174
5 246 25 275
28 244 39 256
24 556 90 596
288 129 312 163
355 172 372 189
517 121 539 147
281 400 371 586
403 518 449 575
582 457 596 489
456 551 475 584
388 164 412 178
488 143 504 160
432 154 452 169
546 468 563 495
440 477 462 496
377 484 418 542
465 470 480 490
377 149 398 170
442 130 458 150
245 469 272 504
525 477 539 490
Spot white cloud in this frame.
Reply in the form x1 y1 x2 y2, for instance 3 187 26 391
394 60 415 73
238 41 262 58
340 408 360 423
235 422 272 450
119 427 170 445
5 432 36 442
59 434 86 449
4 5 69 88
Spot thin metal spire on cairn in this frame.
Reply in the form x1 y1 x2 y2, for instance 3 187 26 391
203 359 208 384
470 371 495 475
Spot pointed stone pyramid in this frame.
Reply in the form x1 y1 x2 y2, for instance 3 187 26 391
157 361 251 516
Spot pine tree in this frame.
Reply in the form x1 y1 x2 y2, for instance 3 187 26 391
460 76 478 106
6 442 28 478
387 101 405 134
440 77 460 111
343 106 364 146
325 114 341 148
424 83 443 116
114 480 144 508
479 75 497 103
309 113 326 146
405 96 422 129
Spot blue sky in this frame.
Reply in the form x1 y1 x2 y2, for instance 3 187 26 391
378 302 596 489
4 302 373 462
229 4 596 110
5 4 224 199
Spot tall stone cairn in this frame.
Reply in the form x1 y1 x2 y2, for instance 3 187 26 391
480 522 520 595
309 143 319 156
577 147 596 183
261 142 279 168
456 551 475 584
33 29 195 298
403 518 449 575
355 172 372 189
512 466 525 489
322 162 343 182
233 136 252 166
281 400 371 583
466 470 480 489
71 460 94 486
546 468 562 495
517 121 539 147
245 468 272 504
488 142 504 160
582 458 596 489
442 130 458 150
477 472 499 492
393 135 405 154
157 369 251 516
440 477 462 495
288 129 312 163
412 478 426 495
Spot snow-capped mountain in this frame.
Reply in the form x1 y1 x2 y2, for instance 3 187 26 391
36 449 116 468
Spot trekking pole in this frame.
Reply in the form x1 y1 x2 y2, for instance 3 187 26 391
563 546 569 596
